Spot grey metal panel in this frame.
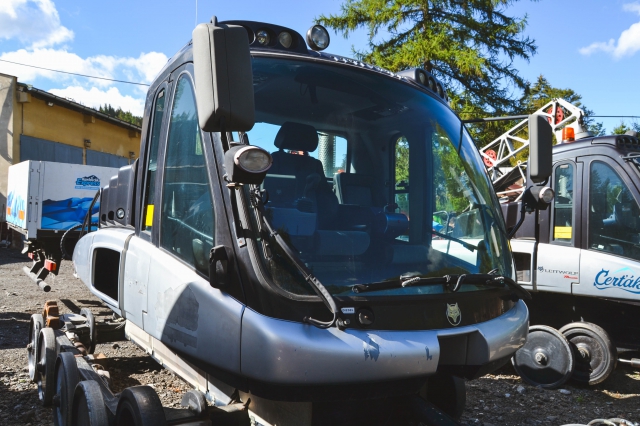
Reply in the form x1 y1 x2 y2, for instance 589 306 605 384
240 300 529 384
20 135 83 164
86 150 129 168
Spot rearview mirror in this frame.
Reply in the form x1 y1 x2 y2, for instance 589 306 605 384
192 16 255 132
529 114 553 183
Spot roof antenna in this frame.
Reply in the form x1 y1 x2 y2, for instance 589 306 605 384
195 0 198 26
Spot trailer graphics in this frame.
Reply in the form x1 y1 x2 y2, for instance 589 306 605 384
594 267 640 294
74 175 101 190
41 197 100 230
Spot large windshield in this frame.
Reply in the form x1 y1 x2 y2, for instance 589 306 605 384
242 55 513 296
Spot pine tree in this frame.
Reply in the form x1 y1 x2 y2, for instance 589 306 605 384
98 104 143 127
317 0 536 113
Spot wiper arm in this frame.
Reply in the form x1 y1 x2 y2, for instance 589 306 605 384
352 271 531 300
249 186 340 329
431 230 477 252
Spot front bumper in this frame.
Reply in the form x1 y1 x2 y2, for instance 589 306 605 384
241 299 529 384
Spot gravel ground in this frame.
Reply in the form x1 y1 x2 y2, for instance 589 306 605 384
0 247 638 425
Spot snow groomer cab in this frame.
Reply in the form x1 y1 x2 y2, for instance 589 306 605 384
69 17 554 426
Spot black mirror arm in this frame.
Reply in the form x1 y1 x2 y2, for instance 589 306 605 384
508 201 527 239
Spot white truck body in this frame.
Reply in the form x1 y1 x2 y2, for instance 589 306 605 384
6 160 118 239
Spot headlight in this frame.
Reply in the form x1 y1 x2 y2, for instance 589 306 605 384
306 25 330 51
235 146 272 173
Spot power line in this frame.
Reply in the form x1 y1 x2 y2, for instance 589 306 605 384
591 115 640 119
0 58 150 86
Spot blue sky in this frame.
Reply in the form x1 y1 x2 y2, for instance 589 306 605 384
0 0 638 134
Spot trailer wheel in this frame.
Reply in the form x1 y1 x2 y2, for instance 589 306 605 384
53 352 80 426
115 386 167 426
71 380 109 426
38 327 57 405
559 322 617 385
28 313 44 382
512 325 574 389
422 373 466 421
79 308 96 354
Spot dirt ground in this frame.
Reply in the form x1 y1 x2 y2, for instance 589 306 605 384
0 247 638 426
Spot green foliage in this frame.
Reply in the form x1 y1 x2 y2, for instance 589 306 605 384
317 0 537 113
612 121 640 135
98 104 142 127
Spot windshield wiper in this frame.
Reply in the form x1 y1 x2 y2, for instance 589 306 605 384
352 270 530 300
249 186 340 329
431 230 477 252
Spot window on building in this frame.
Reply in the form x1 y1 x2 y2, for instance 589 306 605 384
160 75 215 274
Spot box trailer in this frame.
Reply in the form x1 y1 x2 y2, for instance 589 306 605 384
7 160 119 286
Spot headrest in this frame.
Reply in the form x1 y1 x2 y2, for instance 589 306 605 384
274 122 318 152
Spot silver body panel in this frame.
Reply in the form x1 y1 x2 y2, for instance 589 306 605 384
578 249 640 300
75 229 528 385
240 300 528 384
535 243 580 294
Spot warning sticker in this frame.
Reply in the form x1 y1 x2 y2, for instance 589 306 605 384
554 226 572 239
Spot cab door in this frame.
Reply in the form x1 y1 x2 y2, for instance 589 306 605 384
535 160 581 293
141 63 245 373
577 156 640 301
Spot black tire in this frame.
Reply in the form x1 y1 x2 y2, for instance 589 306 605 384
116 386 167 426
79 308 96 354
559 322 617 385
28 313 44 383
512 325 574 389
71 380 109 426
53 352 81 426
423 373 466 421
38 327 57 406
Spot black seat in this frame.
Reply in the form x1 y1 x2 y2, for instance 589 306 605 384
334 173 382 207
266 122 338 226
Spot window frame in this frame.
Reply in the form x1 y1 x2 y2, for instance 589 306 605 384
138 84 169 242
585 156 640 259
550 160 577 246
154 65 218 277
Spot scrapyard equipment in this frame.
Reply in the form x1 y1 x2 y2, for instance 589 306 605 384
26 17 555 426
476 98 640 388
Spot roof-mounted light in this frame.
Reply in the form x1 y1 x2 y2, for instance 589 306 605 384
396 68 448 101
278 31 293 48
306 25 330 51
256 29 271 46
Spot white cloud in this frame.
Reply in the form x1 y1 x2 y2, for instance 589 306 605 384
49 86 145 117
0 48 168 87
0 0 167 115
579 2 640 58
0 0 73 49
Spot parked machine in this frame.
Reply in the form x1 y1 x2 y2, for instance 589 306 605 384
479 99 640 388
6 161 118 290
24 17 556 426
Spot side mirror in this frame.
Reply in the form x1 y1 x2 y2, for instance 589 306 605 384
192 16 255 132
529 114 553 183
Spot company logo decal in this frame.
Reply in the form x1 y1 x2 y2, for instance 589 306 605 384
594 267 640 294
446 303 462 326
538 266 579 279
75 175 101 190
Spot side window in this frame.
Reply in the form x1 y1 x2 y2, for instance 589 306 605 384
317 133 348 176
160 75 214 274
142 89 165 234
589 161 640 261
394 136 409 218
552 163 574 243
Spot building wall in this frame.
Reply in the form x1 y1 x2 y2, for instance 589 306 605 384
0 74 142 224
19 93 139 163
0 75 16 221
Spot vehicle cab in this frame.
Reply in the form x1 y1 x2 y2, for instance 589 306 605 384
510 133 640 350
73 18 530 425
